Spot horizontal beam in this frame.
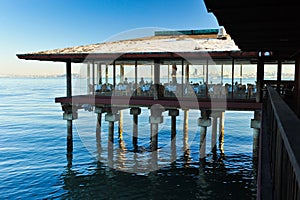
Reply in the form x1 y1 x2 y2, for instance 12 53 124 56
55 95 262 111
17 51 258 63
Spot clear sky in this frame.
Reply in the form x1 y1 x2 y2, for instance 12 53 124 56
0 0 219 76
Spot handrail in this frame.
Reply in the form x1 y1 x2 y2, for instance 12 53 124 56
265 85 300 199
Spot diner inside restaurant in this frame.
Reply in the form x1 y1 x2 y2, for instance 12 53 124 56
78 58 295 100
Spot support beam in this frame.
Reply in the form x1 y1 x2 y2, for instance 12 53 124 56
66 61 72 153
277 60 282 93
149 104 164 151
251 110 261 159
130 107 141 151
118 110 123 140
257 58 264 103
231 58 234 99
120 64 124 83
211 114 218 153
294 57 300 117
153 60 160 100
95 107 103 144
92 62 95 95
169 109 179 162
198 110 211 159
97 63 102 84
135 60 138 91
172 64 177 84
219 111 225 154
87 62 91 94
113 61 116 87
105 64 108 84
105 113 120 144
183 109 189 150
168 109 179 142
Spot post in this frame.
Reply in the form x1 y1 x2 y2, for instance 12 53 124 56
198 110 211 159
185 64 190 84
135 60 138 91
98 63 102 84
206 60 209 98
251 110 261 159
257 58 264 103
118 110 123 140
113 61 116 87
240 64 243 85
221 64 224 84
181 59 184 97
105 64 108 84
92 61 95 95
130 107 141 151
105 112 120 144
87 62 91 94
66 61 72 153
231 58 234 99
149 104 164 151
120 64 124 83
219 111 225 154
211 113 218 153
169 109 179 162
277 59 282 93
95 107 103 143
172 64 177 84
154 60 160 100
183 109 189 150
295 57 300 117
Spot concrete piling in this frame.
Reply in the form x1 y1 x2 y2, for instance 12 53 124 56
149 105 164 151
130 107 141 151
198 110 211 159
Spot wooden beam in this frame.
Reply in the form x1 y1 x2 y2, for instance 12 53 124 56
66 61 72 97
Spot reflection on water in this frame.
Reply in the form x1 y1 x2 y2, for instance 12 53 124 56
62 153 256 199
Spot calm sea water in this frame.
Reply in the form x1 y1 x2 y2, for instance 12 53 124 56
0 77 256 199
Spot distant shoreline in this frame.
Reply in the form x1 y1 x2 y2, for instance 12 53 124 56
0 74 80 79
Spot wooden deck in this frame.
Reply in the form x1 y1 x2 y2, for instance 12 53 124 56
55 95 262 111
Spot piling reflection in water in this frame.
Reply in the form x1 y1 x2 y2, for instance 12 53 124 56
72 109 257 198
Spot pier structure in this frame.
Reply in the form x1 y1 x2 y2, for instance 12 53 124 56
17 29 265 158
17 24 300 196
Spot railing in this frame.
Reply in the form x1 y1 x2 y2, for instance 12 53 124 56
261 86 300 199
92 82 257 100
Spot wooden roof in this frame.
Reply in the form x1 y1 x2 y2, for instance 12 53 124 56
204 0 300 58
17 32 258 63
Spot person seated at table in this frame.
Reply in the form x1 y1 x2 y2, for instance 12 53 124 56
139 77 145 86
123 77 128 85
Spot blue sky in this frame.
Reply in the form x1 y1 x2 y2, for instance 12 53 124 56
0 0 219 75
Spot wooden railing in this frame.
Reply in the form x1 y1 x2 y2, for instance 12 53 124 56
260 86 300 199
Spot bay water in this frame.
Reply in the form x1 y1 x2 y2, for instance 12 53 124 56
0 77 256 199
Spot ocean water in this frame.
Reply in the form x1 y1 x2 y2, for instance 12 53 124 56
0 77 256 199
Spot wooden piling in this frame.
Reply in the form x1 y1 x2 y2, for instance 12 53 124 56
219 112 225 153
211 115 218 152
67 120 73 153
150 123 159 151
130 108 141 151
118 110 123 140
183 109 189 150
198 110 211 159
149 105 164 151
66 61 73 153
96 113 102 142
